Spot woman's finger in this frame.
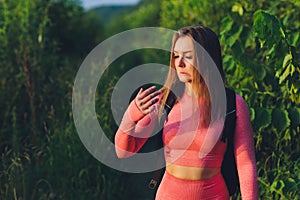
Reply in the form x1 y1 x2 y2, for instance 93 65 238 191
139 90 161 105
141 97 159 109
137 86 156 100
135 86 163 114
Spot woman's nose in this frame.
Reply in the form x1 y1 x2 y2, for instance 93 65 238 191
178 56 185 67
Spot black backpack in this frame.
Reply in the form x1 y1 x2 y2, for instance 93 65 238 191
123 85 239 199
122 84 175 200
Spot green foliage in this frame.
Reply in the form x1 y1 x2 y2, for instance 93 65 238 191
160 0 299 199
160 0 231 31
48 1 104 60
107 0 160 35
288 107 300 128
90 5 136 26
272 108 291 133
253 10 283 48
0 0 108 199
253 108 272 131
1 0 299 199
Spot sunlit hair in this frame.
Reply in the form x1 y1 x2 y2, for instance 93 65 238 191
159 25 225 127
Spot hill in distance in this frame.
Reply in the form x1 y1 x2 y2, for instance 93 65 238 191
89 5 137 25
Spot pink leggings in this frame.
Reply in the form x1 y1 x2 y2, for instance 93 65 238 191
155 171 229 200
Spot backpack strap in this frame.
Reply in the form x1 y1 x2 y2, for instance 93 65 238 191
221 88 237 142
159 91 176 125
221 88 240 196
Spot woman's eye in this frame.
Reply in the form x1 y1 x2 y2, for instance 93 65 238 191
173 54 192 59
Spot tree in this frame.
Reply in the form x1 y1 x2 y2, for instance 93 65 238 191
0 0 105 199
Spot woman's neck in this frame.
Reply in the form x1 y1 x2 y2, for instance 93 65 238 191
184 83 194 96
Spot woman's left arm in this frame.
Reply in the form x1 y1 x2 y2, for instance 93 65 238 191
234 94 258 200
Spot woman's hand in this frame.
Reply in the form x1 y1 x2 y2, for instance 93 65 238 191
135 86 161 115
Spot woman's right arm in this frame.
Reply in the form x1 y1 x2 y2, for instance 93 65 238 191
115 86 161 158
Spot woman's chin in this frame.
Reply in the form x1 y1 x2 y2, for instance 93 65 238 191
178 77 192 83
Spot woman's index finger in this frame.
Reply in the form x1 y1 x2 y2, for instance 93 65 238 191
139 85 156 98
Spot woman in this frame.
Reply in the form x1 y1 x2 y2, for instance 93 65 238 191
115 26 258 200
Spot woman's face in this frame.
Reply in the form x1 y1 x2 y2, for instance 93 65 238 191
173 36 195 83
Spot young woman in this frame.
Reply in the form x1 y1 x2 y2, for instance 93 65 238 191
115 26 258 200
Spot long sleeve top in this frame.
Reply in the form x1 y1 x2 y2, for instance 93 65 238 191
115 93 258 199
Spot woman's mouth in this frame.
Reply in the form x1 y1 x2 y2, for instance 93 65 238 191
180 72 189 75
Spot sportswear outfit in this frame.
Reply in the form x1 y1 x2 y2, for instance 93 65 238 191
115 93 258 200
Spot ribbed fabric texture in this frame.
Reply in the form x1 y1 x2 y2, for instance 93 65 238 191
155 171 228 200
115 93 258 199
234 95 258 199
162 93 227 168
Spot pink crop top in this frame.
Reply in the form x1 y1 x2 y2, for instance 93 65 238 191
115 93 258 199
162 93 227 168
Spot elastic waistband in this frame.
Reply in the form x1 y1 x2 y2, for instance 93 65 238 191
165 170 222 184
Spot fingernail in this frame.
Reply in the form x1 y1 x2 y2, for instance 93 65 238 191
152 98 158 103
150 106 155 112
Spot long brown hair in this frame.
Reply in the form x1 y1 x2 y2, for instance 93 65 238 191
159 26 225 127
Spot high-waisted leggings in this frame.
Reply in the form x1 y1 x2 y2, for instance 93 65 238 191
155 171 229 200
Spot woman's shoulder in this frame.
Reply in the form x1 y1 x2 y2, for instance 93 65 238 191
234 93 250 115
235 93 245 103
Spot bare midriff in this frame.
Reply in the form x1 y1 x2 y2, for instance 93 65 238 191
166 162 221 180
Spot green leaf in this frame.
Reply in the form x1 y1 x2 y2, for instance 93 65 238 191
254 108 272 130
231 41 243 59
283 178 298 193
288 107 300 128
279 64 291 84
290 63 296 76
250 107 255 121
239 54 266 80
272 108 291 132
283 129 291 141
79 169 88 178
248 93 258 106
220 17 234 34
223 55 235 72
232 3 243 16
275 54 293 84
270 180 285 193
276 54 290 77
223 55 231 63
252 63 266 81
253 10 282 48
240 77 254 90
290 32 299 46
226 25 243 47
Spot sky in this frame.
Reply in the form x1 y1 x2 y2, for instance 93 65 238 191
80 0 141 10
